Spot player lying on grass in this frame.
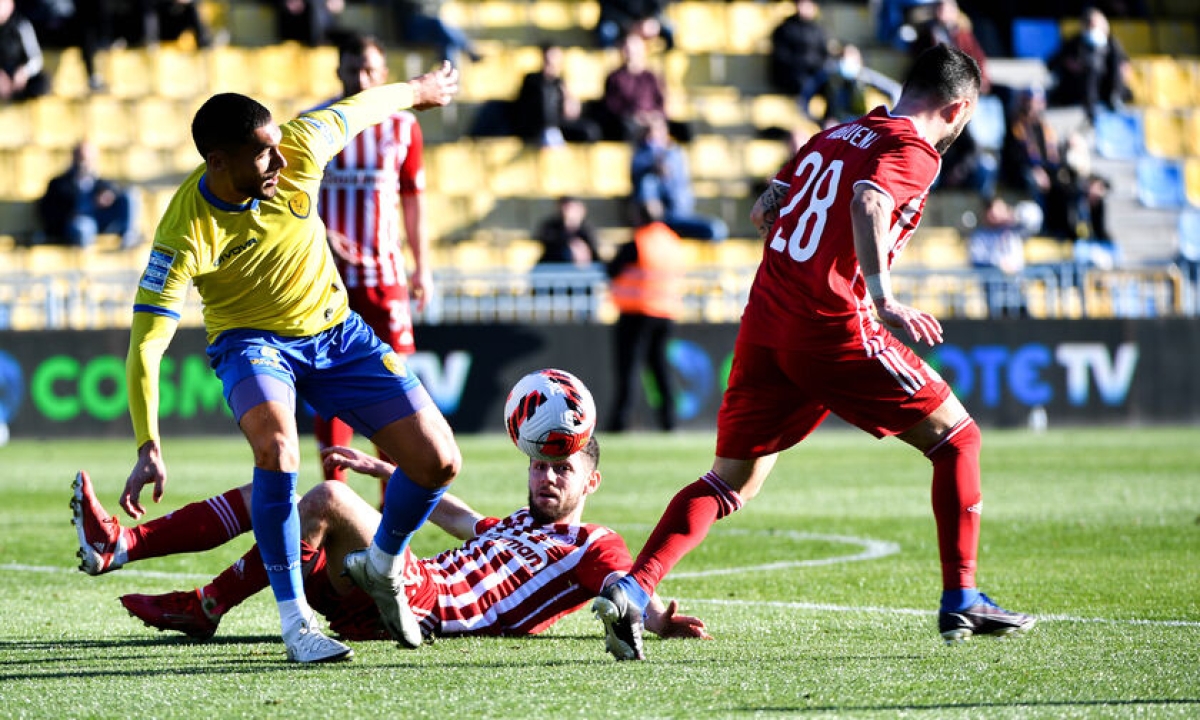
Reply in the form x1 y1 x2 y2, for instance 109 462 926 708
73 438 710 646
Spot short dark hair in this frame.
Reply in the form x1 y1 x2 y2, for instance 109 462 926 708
579 435 600 471
901 45 981 106
191 93 273 159
338 32 385 60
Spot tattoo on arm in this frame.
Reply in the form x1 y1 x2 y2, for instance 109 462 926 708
753 183 787 240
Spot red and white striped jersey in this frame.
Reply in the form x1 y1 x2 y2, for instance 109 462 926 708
317 106 425 290
406 508 633 637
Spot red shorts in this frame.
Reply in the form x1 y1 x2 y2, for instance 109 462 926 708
348 284 415 355
715 333 951 459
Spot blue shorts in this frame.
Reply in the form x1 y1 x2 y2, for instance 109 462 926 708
207 312 431 438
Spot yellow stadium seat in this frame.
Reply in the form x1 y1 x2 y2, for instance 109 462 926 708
134 97 191 150
304 46 342 101
687 135 742 182
537 144 592 197
1185 158 1200 208
46 47 90 98
101 48 154 99
0 103 33 149
206 45 258 96
690 87 747 129
1183 109 1200 157
749 93 813 134
1109 19 1155 55
724 1 792 54
587 142 633 197
668 2 729 53
82 96 133 149
479 139 538 196
1024 236 1073 265
30 96 84 149
561 47 610 101
1153 22 1199 56
1146 57 1194 109
256 44 305 101
1142 107 1185 158
744 138 792 182
152 46 209 99
227 2 278 46
502 238 544 270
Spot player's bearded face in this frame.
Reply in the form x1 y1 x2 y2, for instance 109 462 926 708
232 124 286 201
527 456 593 524
935 101 974 155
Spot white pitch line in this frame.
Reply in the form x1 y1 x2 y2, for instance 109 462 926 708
668 529 900 579
680 598 1200 628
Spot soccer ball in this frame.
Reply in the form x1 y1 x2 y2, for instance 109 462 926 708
504 368 597 461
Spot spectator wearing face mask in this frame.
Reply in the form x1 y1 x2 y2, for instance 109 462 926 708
802 43 901 127
1048 7 1132 122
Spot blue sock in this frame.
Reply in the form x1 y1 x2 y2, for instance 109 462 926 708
374 469 448 556
941 588 981 613
251 468 303 603
615 575 651 615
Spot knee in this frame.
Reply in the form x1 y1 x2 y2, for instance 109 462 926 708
250 431 300 471
928 418 982 459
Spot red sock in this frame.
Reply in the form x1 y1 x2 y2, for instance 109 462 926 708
630 472 744 594
126 488 251 563
927 418 982 591
205 541 318 615
314 414 355 481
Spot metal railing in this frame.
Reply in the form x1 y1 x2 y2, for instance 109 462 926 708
2 263 1198 331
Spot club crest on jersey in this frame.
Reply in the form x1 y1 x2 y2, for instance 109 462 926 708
288 191 311 219
382 352 407 377
249 345 284 370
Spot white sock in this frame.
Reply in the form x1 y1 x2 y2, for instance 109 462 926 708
368 542 404 578
278 598 314 634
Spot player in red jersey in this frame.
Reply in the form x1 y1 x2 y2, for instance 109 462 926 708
72 439 710 646
313 33 431 501
593 45 1035 660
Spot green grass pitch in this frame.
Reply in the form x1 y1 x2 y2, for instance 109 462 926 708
0 427 1197 718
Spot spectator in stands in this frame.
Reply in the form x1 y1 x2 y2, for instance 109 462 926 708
594 0 674 51
534 196 599 268
513 43 601 147
0 0 50 102
600 32 689 142
17 0 103 91
908 0 990 94
769 0 830 97
271 0 344 47
1048 6 1131 122
803 43 901 127
1001 86 1075 240
606 200 681 433
969 196 1035 318
395 0 480 65
36 140 140 249
631 113 727 242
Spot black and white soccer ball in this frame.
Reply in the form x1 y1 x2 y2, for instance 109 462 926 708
503 368 597 461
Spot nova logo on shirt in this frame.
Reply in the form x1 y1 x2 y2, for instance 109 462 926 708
215 237 259 267
490 527 552 568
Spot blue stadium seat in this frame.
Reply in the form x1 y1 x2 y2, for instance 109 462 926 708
1135 156 1185 209
1094 109 1144 160
967 94 1006 152
1012 18 1062 60
1178 209 1200 263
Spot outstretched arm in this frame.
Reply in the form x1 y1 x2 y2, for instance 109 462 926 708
321 446 483 540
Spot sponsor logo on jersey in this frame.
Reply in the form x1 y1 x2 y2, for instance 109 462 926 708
139 245 176 293
215 237 259 267
488 526 552 568
382 352 407 377
288 191 311 219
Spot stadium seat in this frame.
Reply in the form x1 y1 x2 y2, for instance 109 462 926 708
668 2 729 53
1144 57 1195 110
1153 22 1199 56
587 142 633 197
1012 18 1062 60
1178 208 1200 263
134 97 191 150
537 144 592 197
1135 156 1185 209
255 44 304 101
743 138 791 181
46 47 90 98
1185 158 1200 208
100 48 154 99
967 93 1007 153
1184 109 1200 158
1093 108 1144 160
723 0 791 54
687 135 742 182
0 103 33 150
226 2 278 46
152 47 208 100
206 46 258 96
82 96 133 149
30 96 84 149
1109 19 1155 55
1141 107 1185 158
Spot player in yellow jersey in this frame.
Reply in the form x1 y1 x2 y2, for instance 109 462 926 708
118 63 459 664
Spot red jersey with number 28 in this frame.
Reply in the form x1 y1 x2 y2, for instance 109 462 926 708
740 107 941 353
